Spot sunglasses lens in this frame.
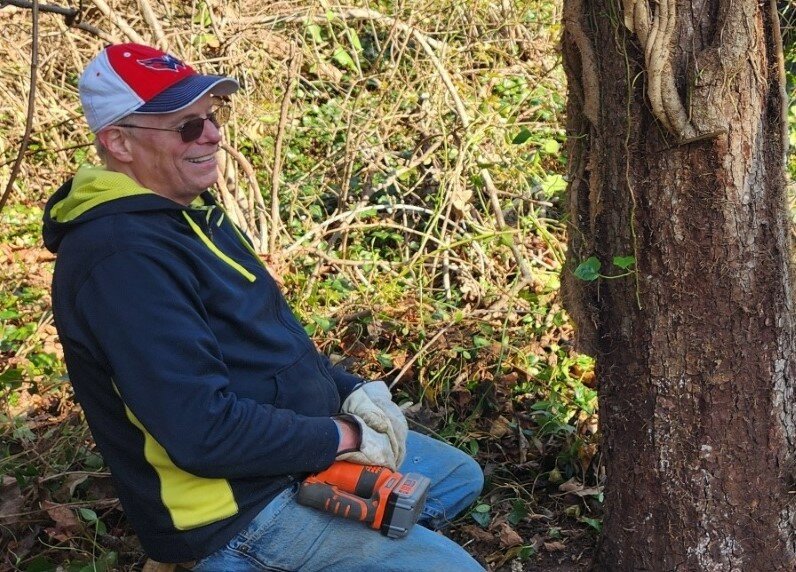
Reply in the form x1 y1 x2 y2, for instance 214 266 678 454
180 118 206 143
210 106 230 128
178 107 230 142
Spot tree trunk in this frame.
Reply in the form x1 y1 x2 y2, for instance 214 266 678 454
561 0 796 569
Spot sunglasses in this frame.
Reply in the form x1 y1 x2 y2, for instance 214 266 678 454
115 105 231 143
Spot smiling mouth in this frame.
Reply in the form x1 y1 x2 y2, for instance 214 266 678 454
186 154 216 164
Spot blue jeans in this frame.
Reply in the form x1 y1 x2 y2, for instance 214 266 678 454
192 431 485 571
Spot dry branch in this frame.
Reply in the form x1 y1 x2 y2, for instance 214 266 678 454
2 0 564 324
261 5 511 269
89 0 144 43
220 141 268 251
0 0 38 216
1 0 109 38
137 0 167 49
270 42 301 253
238 7 443 50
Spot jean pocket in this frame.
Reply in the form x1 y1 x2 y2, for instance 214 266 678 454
235 484 300 547
191 486 299 571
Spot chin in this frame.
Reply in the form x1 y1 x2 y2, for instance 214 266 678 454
191 175 218 191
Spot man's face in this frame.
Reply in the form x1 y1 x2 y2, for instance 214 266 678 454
122 94 222 204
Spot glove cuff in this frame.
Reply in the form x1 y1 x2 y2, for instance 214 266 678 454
332 414 362 455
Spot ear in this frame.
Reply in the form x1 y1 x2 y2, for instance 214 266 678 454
97 127 134 163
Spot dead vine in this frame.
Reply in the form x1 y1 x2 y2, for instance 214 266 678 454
0 0 38 216
1 0 566 314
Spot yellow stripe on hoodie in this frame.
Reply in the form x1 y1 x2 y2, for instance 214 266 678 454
49 165 155 223
114 382 239 530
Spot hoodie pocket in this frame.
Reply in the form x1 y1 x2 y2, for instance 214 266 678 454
273 350 340 416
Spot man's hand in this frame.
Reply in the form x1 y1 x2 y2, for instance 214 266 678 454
336 414 399 470
341 381 408 467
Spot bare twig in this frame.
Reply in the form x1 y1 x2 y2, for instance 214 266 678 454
411 27 534 283
1 0 109 38
89 0 145 44
286 203 477 254
203 0 225 46
270 42 301 253
220 141 268 251
238 7 443 50
137 0 167 49
0 0 38 216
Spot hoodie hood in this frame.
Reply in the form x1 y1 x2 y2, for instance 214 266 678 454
43 165 187 253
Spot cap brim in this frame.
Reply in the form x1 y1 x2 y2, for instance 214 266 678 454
135 74 239 114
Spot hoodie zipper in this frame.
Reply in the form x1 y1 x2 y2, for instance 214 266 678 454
181 211 257 283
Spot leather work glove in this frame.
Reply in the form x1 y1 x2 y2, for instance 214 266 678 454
341 381 408 467
336 414 399 471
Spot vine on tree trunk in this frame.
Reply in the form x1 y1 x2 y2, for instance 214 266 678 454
621 0 759 144
563 0 600 126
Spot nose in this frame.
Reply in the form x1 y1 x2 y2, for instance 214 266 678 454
198 117 222 144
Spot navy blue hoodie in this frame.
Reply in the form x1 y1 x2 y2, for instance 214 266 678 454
42 165 362 562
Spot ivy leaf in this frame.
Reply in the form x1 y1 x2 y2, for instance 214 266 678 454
0 368 23 389
540 173 567 197
540 138 560 154
574 256 601 281
498 233 515 247
311 315 334 332
512 128 533 145
580 516 603 532
332 46 357 71
346 28 362 52
612 255 636 269
377 353 394 369
473 335 490 348
78 508 97 522
306 23 323 44
507 501 529 525
471 503 491 527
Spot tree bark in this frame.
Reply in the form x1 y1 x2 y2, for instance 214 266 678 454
561 0 796 569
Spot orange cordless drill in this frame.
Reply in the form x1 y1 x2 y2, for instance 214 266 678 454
297 461 431 538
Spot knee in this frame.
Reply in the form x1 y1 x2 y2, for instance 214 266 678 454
438 447 483 508
455 454 484 501
462 454 484 486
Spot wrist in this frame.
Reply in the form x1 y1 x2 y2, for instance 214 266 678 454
333 417 361 454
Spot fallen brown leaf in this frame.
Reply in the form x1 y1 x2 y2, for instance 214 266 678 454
41 500 82 541
52 473 90 503
494 521 523 548
460 524 495 542
558 477 603 497
0 476 25 525
488 415 512 439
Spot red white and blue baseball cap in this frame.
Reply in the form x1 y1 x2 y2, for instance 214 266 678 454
79 43 239 133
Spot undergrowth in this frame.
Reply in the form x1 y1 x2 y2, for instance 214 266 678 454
0 1 603 570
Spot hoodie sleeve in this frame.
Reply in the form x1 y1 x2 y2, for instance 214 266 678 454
319 354 364 403
75 248 340 479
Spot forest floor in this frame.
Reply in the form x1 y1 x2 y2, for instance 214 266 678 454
2 239 599 571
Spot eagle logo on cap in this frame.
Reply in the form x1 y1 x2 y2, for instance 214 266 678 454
137 54 186 72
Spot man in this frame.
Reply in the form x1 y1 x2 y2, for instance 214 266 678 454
42 43 484 571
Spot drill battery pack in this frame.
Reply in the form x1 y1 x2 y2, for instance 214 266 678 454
380 472 431 538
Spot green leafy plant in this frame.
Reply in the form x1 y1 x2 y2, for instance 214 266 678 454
574 255 636 282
